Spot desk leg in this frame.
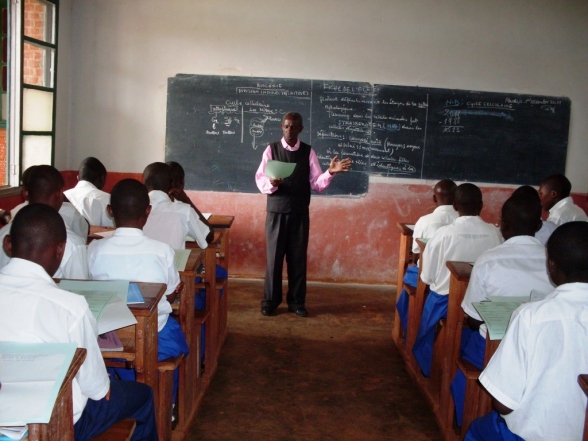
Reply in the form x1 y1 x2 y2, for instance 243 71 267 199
134 314 159 409
393 232 411 345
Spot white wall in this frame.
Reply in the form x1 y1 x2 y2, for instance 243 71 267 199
67 0 588 192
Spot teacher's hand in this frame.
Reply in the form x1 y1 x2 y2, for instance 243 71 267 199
270 178 283 187
329 155 352 174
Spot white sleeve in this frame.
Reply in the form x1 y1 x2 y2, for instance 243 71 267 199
187 208 210 249
479 307 529 410
461 262 486 320
420 235 440 286
60 240 90 280
411 218 425 254
165 247 180 295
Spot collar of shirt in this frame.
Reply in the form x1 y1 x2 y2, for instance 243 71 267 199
550 196 574 213
113 227 145 237
76 180 98 190
545 282 588 301
0 257 57 285
148 190 172 205
502 235 543 246
453 215 482 225
281 137 301 152
433 205 457 214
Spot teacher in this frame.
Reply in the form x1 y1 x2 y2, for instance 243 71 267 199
255 112 352 317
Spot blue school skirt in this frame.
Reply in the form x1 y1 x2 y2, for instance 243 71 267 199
464 410 524 441
412 290 448 377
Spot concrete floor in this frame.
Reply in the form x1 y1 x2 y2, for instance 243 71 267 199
188 279 442 441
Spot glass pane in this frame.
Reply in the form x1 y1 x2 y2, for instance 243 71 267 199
22 135 52 170
23 42 54 87
0 128 6 185
2 65 5 92
24 0 55 44
23 88 53 131
2 37 6 63
1 93 6 120
2 8 6 35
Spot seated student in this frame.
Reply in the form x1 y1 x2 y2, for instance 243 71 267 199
538 174 588 226
0 165 89 279
142 162 211 249
64 157 115 227
87 178 189 401
451 194 554 426
412 183 502 377
396 179 458 337
0 204 157 441
511 185 556 246
465 221 588 441
167 161 214 226
12 165 89 238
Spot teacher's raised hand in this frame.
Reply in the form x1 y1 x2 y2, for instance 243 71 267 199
329 155 352 174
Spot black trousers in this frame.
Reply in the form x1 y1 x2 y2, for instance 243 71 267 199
263 212 310 309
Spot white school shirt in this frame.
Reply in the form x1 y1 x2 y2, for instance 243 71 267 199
0 258 110 423
0 221 89 279
11 201 89 239
411 205 459 254
143 190 210 250
461 235 554 337
535 220 557 246
420 216 502 295
64 181 115 227
479 283 588 441
547 196 588 226
87 227 179 332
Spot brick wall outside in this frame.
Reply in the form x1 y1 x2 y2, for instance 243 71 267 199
23 0 45 86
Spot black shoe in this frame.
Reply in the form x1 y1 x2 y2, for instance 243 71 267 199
289 306 308 317
261 306 275 316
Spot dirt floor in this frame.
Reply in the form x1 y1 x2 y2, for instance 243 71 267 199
188 279 442 441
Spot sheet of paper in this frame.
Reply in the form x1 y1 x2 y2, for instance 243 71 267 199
0 426 27 440
0 342 76 425
487 295 530 303
530 289 550 302
94 230 114 238
96 299 137 335
202 213 212 220
81 291 114 322
406 224 415 230
264 160 296 179
174 249 191 271
59 280 130 303
473 301 522 340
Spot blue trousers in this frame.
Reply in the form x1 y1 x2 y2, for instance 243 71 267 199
395 265 418 337
195 264 227 364
450 327 486 426
74 380 158 441
412 291 448 377
464 410 524 441
109 316 189 402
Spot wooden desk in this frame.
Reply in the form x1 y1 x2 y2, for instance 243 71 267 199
406 238 429 356
87 225 115 244
173 248 205 437
393 222 414 346
436 261 472 439
28 348 87 441
100 282 167 406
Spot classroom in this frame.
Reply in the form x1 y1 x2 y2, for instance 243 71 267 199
0 1 587 440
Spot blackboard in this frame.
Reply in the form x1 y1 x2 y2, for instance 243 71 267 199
165 74 570 195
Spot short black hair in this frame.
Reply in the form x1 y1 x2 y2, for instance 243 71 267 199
10 203 66 257
540 174 572 198
282 112 303 124
143 162 172 192
166 161 185 188
20 165 38 187
110 179 150 221
547 222 588 280
27 165 64 203
79 157 107 185
511 185 541 203
454 183 482 213
502 195 542 234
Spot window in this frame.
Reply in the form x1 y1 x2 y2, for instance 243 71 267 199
3 0 58 189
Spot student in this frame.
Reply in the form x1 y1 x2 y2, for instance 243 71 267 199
167 160 213 227
451 194 554 426
12 165 89 238
64 157 115 227
0 165 89 279
0 204 157 441
396 179 458 337
511 185 557 246
538 174 588 226
465 221 588 441
412 183 502 376
142 162 211 249
87 178 188 400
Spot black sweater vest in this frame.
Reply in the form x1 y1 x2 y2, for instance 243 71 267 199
266 141 311 214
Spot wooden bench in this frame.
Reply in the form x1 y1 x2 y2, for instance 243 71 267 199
393 222 415 347
578 374 588 441
90 419 136 441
